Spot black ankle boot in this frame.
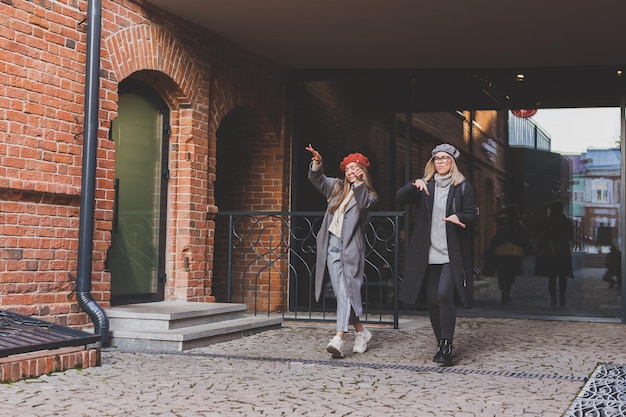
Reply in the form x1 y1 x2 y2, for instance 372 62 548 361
433 339 443 362
434 338 453 366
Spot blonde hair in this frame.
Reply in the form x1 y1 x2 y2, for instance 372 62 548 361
329 163 375 213
423 156 465 185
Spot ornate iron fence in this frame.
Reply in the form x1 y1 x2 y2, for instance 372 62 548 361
215 211 403 328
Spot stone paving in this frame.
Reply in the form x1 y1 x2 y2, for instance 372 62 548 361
1 316 626 416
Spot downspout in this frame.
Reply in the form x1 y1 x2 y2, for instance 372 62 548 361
76 0 109 344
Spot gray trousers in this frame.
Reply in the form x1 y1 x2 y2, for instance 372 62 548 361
327 234 358 332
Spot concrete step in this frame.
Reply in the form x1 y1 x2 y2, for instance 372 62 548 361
106 301 282 352
107 301 248 331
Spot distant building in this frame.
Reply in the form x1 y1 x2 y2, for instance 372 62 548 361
509 112 621 250
567 148 621 248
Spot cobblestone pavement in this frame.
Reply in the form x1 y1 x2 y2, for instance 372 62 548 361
2 317 626 417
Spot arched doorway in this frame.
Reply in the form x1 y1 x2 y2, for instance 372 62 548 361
213 106 261 303
108 79 170 305
212 105 287 309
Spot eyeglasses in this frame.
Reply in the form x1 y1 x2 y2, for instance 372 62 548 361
433 156 451 163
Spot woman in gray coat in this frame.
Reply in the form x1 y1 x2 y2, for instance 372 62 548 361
306 144 378 359
396 144 476 366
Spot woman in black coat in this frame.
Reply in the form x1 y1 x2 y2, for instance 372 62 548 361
396 143 476 366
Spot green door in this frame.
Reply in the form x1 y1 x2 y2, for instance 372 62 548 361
109 81 169 304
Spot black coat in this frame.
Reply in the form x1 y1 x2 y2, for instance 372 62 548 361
534 213 574 278
396 180 477 308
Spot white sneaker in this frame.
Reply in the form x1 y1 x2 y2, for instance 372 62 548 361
353 327 372 353
326 336 344 358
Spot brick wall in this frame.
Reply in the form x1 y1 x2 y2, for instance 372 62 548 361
0 0 95 326
0 191 86 325
0 0 290 326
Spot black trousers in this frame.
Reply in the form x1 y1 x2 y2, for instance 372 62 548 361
425 263 456 341
549 275 567 304
496 255 518 296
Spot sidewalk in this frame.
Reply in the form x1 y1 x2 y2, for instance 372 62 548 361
1 316 625 416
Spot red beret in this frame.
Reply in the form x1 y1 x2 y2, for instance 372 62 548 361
340 153 370 171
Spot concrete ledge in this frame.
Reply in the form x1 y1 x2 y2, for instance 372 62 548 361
109 316 282 352
107 301 247 320
107 301 248 331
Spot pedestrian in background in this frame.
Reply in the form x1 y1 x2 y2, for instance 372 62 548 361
603 244 621 289
534 200 574 306
306 144 378 358
396 143 476 366
488 204 528 305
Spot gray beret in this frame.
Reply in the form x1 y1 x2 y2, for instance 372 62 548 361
431 143 460 160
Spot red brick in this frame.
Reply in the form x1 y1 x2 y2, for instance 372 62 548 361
0 0 293 319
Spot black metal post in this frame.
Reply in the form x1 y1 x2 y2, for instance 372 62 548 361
619 86 626 323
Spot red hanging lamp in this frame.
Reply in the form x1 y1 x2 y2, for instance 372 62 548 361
511 109 537 118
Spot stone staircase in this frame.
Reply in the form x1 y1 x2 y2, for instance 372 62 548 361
107 301 282 352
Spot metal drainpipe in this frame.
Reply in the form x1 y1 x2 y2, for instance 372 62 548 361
76 0 109 344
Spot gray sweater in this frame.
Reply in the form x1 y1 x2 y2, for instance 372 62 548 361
429 173 452 264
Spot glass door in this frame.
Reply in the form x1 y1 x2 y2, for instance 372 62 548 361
473 107 622 319
109 81 169 305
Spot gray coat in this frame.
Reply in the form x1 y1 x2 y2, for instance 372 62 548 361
396 180 476 308
308 163 378 316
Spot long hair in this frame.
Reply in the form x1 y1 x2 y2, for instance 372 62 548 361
422 156 465 185
329 163 375 213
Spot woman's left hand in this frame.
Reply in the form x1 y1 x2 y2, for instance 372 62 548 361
353 166 364 184
443 214 466 228
346 165 364 185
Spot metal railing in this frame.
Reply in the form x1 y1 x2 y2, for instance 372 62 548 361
215 211 403 328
